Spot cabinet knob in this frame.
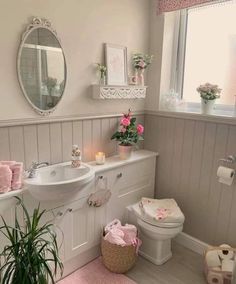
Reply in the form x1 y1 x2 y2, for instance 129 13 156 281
67 208 73 213
57 211 63 217
117 173 123 178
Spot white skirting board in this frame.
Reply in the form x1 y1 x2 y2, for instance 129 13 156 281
174 232 209 255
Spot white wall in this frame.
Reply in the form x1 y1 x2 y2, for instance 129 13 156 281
146 0 164 111
0 0 150 120
145 114 236 247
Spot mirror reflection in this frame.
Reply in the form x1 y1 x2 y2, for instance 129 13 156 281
18 26 66 113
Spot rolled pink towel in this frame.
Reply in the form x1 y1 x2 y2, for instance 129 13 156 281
10 162 23 190
0 161 16 166
0 165 12 193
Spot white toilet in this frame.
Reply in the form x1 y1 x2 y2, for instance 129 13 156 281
126 198 185 265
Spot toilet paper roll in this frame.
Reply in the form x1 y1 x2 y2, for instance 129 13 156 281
217 166 235 186
207 271 223 284
218 244 234 260
206 250 221 267
222 259 235 273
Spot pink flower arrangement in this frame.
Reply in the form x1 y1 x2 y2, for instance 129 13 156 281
120 117 130 127
111 109 144 146
132 53 153 70
196 82 221 101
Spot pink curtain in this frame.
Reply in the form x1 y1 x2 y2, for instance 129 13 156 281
157 0 223 13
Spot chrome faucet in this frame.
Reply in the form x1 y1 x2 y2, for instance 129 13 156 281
27 162 49 178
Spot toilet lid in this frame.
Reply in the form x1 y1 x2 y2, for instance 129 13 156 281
132 198 185 227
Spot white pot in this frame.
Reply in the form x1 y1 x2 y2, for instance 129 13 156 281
201 99 215 115
138 69 145 86
118 145 133 160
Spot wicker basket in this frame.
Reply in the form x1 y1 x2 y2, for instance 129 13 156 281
204 247 236 284
101 237 137 273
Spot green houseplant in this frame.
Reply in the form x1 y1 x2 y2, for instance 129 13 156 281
0 197 63 284
111 109 144 160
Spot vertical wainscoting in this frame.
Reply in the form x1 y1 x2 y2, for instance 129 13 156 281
0 114 144 169
145 114 236 247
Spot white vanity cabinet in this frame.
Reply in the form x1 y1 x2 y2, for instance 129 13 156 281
61 151 157 277
0 150 157 279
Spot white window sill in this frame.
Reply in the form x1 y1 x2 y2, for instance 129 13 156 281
148 103 236 125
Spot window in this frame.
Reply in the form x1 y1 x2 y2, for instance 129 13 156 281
176 1 236 107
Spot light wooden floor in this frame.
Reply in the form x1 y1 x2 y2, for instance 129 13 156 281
126 243 206 284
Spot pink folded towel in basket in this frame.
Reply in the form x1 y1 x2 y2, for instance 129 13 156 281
120 224 137 245
104 220 142 253
104 228 127 246
0 165 12 193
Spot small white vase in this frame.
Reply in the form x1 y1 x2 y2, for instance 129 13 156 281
138 69 145 86
118 145 133 160
201 99 215 115
100 74 106 85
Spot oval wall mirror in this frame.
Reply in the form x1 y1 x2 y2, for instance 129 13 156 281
17 17 67 115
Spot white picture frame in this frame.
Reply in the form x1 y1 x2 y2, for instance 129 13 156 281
105 43 128 86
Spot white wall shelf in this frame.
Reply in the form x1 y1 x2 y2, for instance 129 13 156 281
92 84 147 99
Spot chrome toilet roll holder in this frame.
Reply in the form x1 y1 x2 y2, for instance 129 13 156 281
219 155 236 164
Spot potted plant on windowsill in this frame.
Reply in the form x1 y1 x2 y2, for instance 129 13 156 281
111 109 144 160
0 197 63 284
197 83 221 115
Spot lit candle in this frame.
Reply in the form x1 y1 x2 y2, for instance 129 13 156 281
95 152 105 165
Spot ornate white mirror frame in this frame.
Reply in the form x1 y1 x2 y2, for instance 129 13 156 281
17 17 67 116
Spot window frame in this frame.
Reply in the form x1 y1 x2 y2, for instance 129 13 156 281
174 9 188 99
172 3 236 116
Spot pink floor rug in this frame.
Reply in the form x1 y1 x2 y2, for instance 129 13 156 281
58 257 137 284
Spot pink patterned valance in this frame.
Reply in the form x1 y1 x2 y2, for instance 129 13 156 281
157 0 224 13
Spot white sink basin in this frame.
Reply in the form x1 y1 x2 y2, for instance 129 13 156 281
24 162 95 201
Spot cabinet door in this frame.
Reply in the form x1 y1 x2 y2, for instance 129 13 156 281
64 197 95 261
94 206 106 245
106 158 156 223
39 206 66 262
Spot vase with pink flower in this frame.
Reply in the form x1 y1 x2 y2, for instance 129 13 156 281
111 109 144 160
132 53 153 86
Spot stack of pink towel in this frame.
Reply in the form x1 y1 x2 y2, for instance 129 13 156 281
0 161 23 193
104 219 142 253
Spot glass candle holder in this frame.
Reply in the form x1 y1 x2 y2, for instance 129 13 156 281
95 152 105 165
